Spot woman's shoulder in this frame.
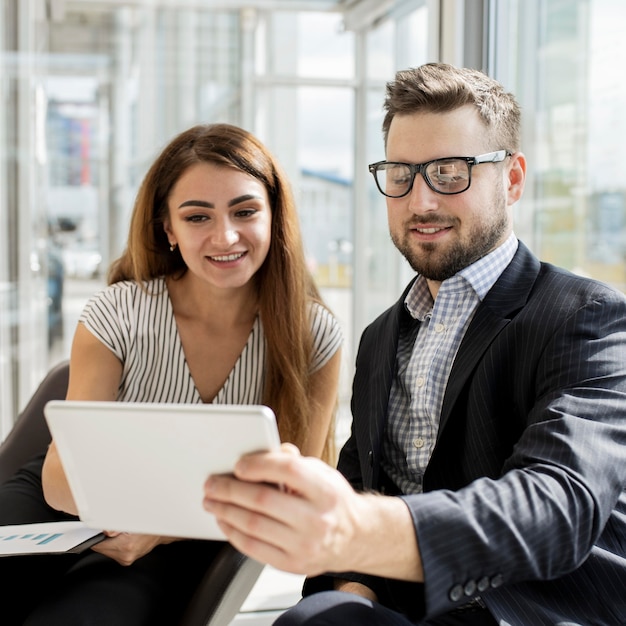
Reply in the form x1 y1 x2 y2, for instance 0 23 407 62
92 276 167 301
308 300 344 343
81 277 168 323
305 301 343 371
309 300 340 324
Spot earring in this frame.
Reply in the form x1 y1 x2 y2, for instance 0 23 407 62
169 243 177 252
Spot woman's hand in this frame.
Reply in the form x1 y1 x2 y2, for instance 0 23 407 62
334 580 378 602
91 532 176 566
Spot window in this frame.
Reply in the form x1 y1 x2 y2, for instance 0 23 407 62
497 0 625 293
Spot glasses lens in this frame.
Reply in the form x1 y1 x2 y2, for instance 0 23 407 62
424 159 470 194
374 163 413 197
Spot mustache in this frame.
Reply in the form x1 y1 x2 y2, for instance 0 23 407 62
404 215 458 228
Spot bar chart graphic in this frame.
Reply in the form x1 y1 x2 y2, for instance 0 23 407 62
0 521 103 556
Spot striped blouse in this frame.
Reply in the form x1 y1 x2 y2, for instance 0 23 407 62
79 277 343 405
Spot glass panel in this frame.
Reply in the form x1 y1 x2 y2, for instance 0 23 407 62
1 2 247 430
360 3 430 334
267 11 354 79
297 86 353 288
0 0 51 429
366 19 394 80
1 0 426 436
501 0 626 294
0 0 15 434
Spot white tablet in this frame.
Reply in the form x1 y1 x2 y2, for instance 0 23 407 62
43 400 280 541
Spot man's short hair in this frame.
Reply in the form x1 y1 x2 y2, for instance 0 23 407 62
382 63 521 152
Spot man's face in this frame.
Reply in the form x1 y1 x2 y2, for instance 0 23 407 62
385 105 525 289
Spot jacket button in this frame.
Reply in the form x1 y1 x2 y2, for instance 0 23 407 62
490 574 504 588
449 584 464 602
368 450 373 466
477 576 490 592
463 579 477 596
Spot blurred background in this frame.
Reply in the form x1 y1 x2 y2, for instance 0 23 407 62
1 0 625 443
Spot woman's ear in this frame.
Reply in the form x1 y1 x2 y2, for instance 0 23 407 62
163 220 178 252
506 151 526 206
163 219 174 243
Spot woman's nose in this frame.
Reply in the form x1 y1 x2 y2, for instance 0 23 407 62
212 222 239 247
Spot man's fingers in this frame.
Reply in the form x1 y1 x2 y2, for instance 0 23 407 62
215 518 326 576
205 473 307 523
230 449 340 506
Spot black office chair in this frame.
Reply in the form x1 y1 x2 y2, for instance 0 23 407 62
0 360 265 626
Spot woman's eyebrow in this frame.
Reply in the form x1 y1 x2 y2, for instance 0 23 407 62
177 194 262 209
178 199 213 209
228 194 263 207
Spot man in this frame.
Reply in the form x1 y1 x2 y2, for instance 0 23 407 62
203 63 626 625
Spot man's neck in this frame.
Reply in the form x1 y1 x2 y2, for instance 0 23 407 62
426 278 441 300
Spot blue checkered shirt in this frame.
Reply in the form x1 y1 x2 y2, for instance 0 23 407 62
381 234 519 494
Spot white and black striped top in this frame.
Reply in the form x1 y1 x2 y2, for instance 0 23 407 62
79 277 343 405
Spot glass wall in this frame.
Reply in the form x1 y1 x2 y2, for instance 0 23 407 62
0 1 251 430
358 2 431 339
495 0 626 293
2 0 624 441
0 0 434 438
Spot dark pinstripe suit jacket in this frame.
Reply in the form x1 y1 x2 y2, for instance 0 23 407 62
305 241 626 625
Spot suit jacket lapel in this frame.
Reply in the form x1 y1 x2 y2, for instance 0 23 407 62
358 280 417 487
438 242 541 433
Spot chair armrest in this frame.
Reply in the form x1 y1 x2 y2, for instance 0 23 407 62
0 360 69 485
179 542 265 626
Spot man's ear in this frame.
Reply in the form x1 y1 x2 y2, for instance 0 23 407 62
506 151 526 206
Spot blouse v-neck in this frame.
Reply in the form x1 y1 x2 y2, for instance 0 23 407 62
163 278 264 405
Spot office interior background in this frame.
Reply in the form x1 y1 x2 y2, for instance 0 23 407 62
1 0 624 442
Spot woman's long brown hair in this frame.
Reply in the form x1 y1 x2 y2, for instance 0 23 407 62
108 123 335 463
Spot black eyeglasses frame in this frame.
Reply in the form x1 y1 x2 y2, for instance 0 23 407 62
368 149 513 198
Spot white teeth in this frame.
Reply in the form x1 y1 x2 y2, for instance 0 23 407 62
210 252 244 262
417 227 444 234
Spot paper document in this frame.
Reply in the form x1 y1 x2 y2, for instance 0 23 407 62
0 521 104 556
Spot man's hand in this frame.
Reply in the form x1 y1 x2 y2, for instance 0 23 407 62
203 443 422 581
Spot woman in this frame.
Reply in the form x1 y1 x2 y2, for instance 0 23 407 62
0 123 342 625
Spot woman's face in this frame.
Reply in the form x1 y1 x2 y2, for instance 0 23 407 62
164 162 272 292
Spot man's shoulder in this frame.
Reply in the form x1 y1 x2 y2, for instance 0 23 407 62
534 261 626 305
497 241 625 308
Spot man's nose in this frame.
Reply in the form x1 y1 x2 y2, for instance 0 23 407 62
407 173 439 213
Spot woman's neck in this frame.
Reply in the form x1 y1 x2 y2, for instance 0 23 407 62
165 273 259 329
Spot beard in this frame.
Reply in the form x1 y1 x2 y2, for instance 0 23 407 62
390 193 510 282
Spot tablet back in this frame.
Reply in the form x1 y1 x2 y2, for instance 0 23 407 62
44 400 280 540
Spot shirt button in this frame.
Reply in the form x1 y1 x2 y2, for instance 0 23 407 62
434 323 446 333
413 438 425 449
416 376 425 387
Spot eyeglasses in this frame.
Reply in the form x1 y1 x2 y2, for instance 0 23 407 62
368 150 512 198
